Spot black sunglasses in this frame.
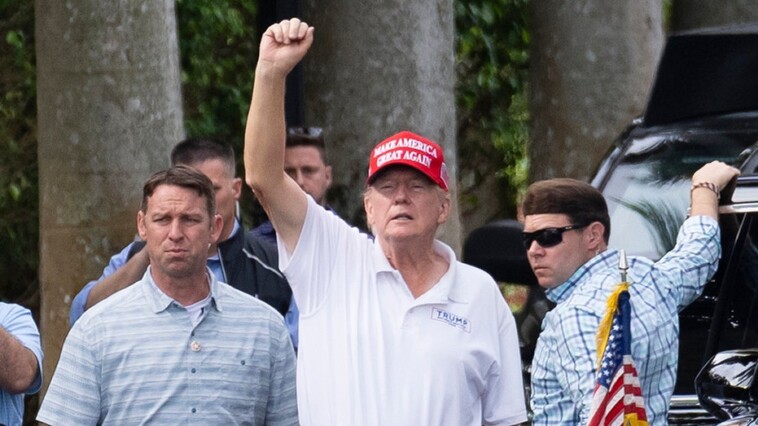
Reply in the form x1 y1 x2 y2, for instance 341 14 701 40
522 224 589 249
288 126 323 138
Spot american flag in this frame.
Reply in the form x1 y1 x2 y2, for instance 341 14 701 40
587 289 648 426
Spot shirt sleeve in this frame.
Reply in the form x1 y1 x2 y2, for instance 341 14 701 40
284 298 299 352
654 215 720 310
70 243 133 326
278 196 338 316
36 323 101 425
0 304 43 394
264 322 299 425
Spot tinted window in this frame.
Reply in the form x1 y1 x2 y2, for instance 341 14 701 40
603 160 689 259
601 131 755 260
596 124 757 394
713 213 758 354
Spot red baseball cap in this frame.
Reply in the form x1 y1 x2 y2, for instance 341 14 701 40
367 131 448 191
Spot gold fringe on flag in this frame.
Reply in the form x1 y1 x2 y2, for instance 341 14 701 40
595 282 630 368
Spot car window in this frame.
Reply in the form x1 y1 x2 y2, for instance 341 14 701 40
600 132 755 260
604 166 688 259
714 213 758 353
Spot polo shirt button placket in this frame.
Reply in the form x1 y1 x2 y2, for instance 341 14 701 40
405 307 421 333
401 308 413 329
189 338 201 418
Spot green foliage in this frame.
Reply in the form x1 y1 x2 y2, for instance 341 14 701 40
662 0 674 31
176 0 258 141
455 0 530 219
0 1 38 304
175 0 262 226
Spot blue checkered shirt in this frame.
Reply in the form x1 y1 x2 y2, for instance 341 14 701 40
38 268 298 425
530 216 720 425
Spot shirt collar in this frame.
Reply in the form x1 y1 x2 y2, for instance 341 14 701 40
371 239 467 303
143 266 223 313
544 248 620 304
371 239 395 273
230 218 240 237
429 240 467 303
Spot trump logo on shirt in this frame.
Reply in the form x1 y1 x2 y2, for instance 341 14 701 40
431 307 471 333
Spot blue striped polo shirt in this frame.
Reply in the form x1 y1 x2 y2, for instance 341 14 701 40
38 267 298 425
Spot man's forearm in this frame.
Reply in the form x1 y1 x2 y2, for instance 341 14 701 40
85 248 149 310
244 61 289 192
0 326 38 394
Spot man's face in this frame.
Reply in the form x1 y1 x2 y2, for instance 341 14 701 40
191 159 241 240
137 184 223 282
523 213 595 289
364 167 449 243
284 146 332 206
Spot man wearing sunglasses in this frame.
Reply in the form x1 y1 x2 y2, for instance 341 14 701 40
523 161 739 425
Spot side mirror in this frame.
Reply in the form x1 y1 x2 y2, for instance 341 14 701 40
696 349 758 421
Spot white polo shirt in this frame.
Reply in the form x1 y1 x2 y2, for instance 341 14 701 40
279 196 527 425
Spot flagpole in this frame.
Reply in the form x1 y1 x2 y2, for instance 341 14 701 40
619 249 628 283
589 248 649 426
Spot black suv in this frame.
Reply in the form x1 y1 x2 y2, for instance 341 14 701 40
690 150 758 425
464 27 758 424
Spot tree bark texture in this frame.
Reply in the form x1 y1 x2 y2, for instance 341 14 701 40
303 0 462 252
528 1 663 182
35 0 183 394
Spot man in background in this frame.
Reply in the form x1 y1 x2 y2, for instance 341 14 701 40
251 126 333 245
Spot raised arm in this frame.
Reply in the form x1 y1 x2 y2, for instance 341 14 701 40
244 18 314 254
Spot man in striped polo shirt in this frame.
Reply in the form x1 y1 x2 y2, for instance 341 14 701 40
38 166 298 425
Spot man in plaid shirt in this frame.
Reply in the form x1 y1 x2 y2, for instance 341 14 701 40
522 161 738 425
